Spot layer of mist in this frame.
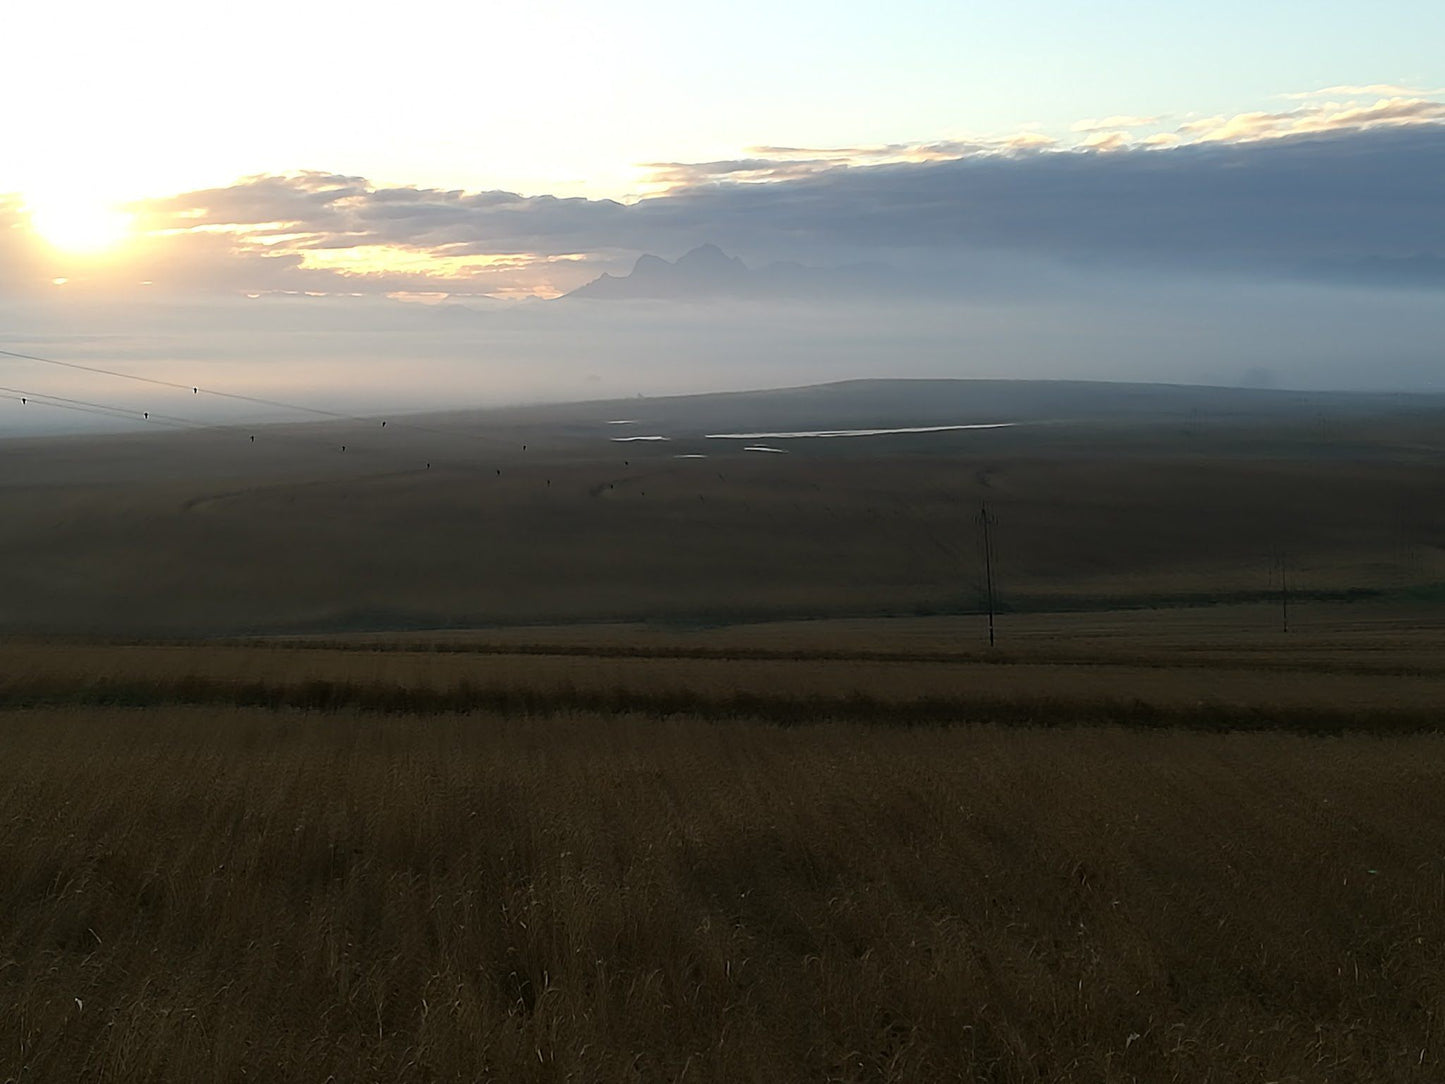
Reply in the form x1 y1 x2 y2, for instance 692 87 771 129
2 266 1442 437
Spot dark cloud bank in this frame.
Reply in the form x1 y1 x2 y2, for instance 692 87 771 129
135 123 1445 289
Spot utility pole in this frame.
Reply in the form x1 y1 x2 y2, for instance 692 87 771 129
1274 552 1290 634
980 502 997 647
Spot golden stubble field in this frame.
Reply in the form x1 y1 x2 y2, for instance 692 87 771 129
3 603 1445 721
0 604 1442 1079
4 703 1445 1082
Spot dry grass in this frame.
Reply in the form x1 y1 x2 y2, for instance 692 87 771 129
5 623 1445 722
3 703 1445 1081
373 601 1445 675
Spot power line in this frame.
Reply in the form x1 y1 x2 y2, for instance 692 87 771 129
0 345 516 448
0 384 204 430
0 390 190 429
0 346 357 420
0 381 456 471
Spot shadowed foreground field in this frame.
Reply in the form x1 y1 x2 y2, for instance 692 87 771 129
4 703 1444 1082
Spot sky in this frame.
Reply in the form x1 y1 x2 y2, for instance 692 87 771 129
7 0 1444 203
1 0 1443 428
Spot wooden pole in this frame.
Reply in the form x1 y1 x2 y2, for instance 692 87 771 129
980 502 996 647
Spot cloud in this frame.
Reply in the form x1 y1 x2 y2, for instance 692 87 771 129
1179 96 1445 142
137 173 628 256
639 157 839 187
641 135 1059 188
1078 131 1131 151
6 94 1444 300
101 121 1445 294
621 123 1445 285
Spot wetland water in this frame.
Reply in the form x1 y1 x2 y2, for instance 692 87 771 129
704 423 1017 439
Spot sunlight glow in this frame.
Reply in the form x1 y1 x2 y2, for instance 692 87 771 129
27 198 133 253
297 245 529 277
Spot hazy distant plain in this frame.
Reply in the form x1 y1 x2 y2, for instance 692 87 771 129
0 379 1441 637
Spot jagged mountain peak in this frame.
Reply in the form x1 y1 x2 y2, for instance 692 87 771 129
563 245 891 301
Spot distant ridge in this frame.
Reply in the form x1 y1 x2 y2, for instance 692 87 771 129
563 244 890 301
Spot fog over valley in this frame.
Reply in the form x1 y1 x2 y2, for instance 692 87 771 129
4 262 1443 437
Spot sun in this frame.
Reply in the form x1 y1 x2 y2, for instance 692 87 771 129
27 197 133 253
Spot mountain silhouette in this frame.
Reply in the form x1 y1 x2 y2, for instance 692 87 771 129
564 245 891 301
